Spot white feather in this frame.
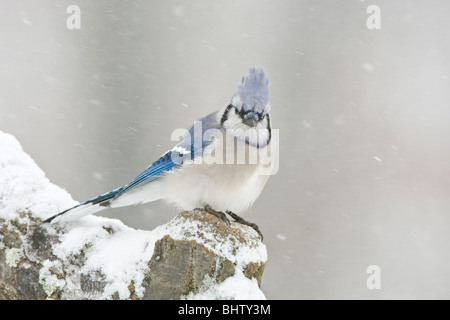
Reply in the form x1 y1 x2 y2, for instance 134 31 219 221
159 126 273 214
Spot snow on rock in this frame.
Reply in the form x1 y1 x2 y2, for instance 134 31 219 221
183 270 266 300
0 131 76 221
0 130 267 300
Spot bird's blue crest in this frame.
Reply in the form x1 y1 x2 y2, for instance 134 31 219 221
232 66 271 114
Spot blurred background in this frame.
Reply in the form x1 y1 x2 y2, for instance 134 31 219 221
1 0 450 299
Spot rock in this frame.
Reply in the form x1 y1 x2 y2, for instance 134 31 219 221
0 130 267 300
143 210 266 299
0 209 268 300
0 210 267 300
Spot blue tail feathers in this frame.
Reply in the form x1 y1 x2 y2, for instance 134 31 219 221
42 187 122 223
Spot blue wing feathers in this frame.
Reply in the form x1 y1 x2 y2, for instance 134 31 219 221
43 111 222 223
113 113 221 198
113 150 180 197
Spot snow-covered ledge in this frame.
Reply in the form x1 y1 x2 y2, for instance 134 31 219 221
0 131 267 300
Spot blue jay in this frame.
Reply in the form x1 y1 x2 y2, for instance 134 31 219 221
44 67 274 239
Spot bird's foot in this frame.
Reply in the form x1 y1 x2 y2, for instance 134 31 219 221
226 211 264 241
202 205 231 226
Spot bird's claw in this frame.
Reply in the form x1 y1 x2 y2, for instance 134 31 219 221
200 206 263 241
202 205 231 226
226 210 264 241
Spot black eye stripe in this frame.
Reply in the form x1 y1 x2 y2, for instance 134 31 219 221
220 104 234 125
221 104 267 126
266 113 272 144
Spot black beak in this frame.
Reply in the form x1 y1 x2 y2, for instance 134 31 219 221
242 111 260 127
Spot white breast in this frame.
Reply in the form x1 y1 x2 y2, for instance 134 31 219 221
159 130 273 214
